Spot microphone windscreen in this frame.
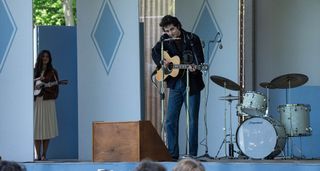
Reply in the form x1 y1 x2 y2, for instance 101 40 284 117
161 33 170 41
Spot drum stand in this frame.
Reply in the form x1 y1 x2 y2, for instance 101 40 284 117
269 73 310 159
285 82 295 159
210 75 240 159
283 81 304 159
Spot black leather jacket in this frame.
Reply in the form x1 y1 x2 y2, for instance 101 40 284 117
152 29 205 95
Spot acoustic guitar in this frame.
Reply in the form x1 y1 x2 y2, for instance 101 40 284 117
155 51 208 81
34 80 68 96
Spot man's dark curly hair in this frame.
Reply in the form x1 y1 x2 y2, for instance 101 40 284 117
159 15 182 31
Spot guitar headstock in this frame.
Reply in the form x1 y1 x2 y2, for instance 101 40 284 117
200 63 209 71
59 80 69 85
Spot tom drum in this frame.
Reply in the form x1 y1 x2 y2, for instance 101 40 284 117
278 104 312 137
239 91 267 117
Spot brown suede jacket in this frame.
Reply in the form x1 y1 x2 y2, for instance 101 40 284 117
34 69 59 100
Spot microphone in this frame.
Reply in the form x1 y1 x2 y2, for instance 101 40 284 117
215 32 223 49
216 39 223 49
208 33 223 49
161 33 180 41
201 41 205 48
161 33 170 40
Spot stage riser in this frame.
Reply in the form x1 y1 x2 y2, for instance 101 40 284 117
23 161 320 171
92 121 172 162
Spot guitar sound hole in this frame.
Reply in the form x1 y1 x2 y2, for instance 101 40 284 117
168 63 173 70
164 63 173 74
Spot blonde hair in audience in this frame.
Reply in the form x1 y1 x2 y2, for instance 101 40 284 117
173 158 205 171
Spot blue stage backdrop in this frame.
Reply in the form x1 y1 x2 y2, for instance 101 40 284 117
36 26 78 159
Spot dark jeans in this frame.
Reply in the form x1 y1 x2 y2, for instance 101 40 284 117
165 79 200 159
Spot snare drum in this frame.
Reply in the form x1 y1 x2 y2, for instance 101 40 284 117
239 91 267 117
278 104 312 137
236 117 286 159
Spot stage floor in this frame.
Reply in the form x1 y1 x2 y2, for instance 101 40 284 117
23 159 320 171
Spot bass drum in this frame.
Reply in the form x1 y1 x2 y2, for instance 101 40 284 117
236 117 286 159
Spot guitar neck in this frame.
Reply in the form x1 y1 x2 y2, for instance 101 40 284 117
172 64 201 70
43 80 66 87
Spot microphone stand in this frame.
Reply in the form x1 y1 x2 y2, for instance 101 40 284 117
160 40 166 144
196 40 214 161
182 69 191 158
159 37 183 149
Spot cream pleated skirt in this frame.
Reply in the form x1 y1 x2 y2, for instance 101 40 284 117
34 96 59 140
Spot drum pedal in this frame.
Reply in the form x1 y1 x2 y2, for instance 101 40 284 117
228 143 234 157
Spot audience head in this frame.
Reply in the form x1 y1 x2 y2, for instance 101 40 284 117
0 160 25 171
135 159 166 171
173 158 205 171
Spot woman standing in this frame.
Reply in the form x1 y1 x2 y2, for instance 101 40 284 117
34 50 59 161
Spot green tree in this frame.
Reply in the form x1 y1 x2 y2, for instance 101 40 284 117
33 0 76 26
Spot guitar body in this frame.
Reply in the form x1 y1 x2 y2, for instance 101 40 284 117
34 80 44 96
156 51 181 81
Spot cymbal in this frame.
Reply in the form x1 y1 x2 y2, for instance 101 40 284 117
219 94 239 101
271 73 308 89
210 75 240 91
259 82 277 89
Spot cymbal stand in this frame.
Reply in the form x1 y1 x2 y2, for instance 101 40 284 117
215 82 235 159
227 95 235 158
285 80 307 159
222 82 228 157
265 87 270 116
285 79 294 158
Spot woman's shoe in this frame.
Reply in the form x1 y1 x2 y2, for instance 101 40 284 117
41 155 46 161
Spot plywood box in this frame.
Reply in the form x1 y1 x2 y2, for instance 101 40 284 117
92 120 172 162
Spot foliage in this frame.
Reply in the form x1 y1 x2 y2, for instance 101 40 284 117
33 0 76 26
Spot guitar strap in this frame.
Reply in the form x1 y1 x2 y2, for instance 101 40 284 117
187 33 200 65
150 69 158 88
52 70 58 83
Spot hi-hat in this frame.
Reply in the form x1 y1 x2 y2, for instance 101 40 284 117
210 75 240 91
271 73 308 89
259 82 277 89
219 94 239 101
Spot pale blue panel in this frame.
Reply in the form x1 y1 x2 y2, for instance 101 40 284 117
77 0 140 160
0 0 33 162
91 0 123 74
193 1 221 65
176 0 237 159
0 0 16 72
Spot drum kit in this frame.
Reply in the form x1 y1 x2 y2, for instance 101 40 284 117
210 73 312 160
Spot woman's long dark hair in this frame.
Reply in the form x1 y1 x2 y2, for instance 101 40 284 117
34 50 54 78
